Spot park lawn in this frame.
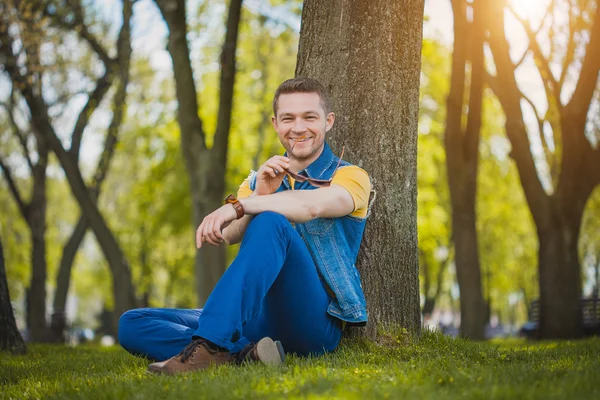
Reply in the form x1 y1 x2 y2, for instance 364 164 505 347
1 331 599 400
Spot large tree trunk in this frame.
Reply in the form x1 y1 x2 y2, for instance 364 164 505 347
0 234 27 354
537 216 583 338
486 0 599 338
154 0 242 305
296 0 424 338
27 136 49 342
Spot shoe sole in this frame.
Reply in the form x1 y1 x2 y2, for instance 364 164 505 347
255 337 285 366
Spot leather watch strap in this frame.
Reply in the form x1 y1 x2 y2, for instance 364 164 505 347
225 194 245 219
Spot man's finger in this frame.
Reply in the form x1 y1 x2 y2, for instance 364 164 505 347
206 220 220 245
266 161 287 173
271 155 289 163
214 221 225 241
196 221 205 248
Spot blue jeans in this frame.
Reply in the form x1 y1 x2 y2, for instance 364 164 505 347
118 212 343 361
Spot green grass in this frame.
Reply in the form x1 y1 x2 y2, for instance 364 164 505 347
1 331 599 399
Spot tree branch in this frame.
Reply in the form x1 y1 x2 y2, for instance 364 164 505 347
68 69 113 162
566 3 600 119
43 1 113 69
519 89 554 167
0 157 30 221
558 0 578 92
463 0 485 162
211 0 243 172
514 49 530 70
0 102 34 172
47 89 89 109
507 3 560 103
444 0 468 158
513 0 553 71
486 0 551 223
91 0 133 191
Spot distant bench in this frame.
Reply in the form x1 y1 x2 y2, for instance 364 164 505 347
521 298 600 338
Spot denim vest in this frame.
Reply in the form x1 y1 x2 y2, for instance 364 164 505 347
248 142 370 325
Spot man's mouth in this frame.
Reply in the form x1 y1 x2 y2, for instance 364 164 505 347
291 137 311 144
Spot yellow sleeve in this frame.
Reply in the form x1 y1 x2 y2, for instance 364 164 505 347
236 175 253 199
331 166 371 218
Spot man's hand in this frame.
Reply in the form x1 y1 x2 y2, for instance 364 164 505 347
196 204 238 248
254 155 290 195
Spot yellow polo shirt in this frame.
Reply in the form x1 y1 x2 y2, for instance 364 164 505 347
236 166 371 218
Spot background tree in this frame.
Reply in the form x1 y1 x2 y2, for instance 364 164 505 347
153 0 243 305
444 0 487 340
0 91 49 341
0 233 26 354
51 2 133 327
486 0 600 338
296 0 425 337
0 0 139 329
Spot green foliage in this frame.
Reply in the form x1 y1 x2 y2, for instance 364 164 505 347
0 184 29 302
1 333 599 399
417 38 452 309
580 186 600 296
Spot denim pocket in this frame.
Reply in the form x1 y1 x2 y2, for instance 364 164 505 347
305 218 334 236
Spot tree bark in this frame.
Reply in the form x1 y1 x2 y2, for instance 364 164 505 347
154 0 243 305
486 0 600 338
295 0 424 338
0 234 27 354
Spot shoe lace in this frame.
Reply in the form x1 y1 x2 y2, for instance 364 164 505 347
179 338 214 363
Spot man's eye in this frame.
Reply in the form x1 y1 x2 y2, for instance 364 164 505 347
306 116 316 120
282 118 293 122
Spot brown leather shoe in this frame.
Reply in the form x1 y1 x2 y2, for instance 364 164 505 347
147 339 234 375
236 337 285 366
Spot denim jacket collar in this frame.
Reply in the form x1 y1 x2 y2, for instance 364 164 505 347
285 141 336 180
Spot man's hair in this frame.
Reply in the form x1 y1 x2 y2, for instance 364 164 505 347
272 77 332 117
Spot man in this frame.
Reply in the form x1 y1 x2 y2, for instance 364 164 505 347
118 77 372 375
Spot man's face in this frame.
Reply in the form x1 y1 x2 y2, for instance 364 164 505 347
272 92 335 161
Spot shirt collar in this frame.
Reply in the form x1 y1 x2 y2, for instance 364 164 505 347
285 141 336 180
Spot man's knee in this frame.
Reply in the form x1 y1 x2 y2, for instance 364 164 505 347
250 211 290 230
118 309 142 348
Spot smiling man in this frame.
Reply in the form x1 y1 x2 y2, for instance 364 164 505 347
118 77 372 375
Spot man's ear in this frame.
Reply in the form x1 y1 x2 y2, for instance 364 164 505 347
271 115 277 130
325 112 335 132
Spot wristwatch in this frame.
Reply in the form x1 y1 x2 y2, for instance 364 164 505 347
225 194 245 219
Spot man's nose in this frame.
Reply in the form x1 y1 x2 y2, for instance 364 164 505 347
292 118 307 132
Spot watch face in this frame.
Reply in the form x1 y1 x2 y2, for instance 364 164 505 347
225 194 236 204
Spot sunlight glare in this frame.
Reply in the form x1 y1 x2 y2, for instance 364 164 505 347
509 0 551 22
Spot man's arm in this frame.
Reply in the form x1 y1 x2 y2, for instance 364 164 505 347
243 185 355 222
222 185 354 245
